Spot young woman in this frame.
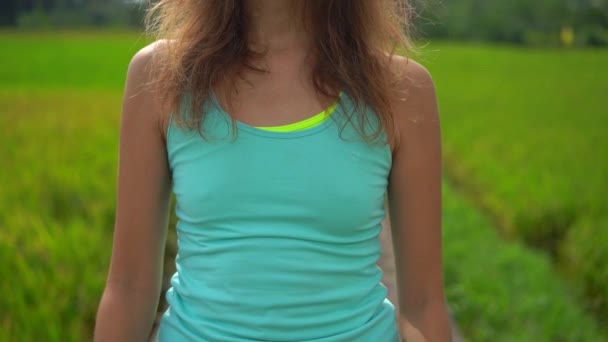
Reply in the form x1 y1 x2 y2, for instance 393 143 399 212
95 0 451 341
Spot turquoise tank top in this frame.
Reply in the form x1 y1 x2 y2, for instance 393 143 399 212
158 92 399 341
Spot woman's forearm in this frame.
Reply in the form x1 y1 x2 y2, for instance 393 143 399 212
94 286 159 342
399 298 452 342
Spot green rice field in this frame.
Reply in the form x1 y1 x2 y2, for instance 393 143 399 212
1 31 606 341
424 42 608 324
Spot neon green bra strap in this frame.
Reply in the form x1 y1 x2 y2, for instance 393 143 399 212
256 94 341 133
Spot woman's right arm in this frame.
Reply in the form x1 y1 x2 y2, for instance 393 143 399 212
95 43 172 342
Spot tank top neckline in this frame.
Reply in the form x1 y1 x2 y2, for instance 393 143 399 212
256 95 341 133
210 91 345 139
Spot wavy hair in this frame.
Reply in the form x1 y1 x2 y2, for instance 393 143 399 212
145 0 415 144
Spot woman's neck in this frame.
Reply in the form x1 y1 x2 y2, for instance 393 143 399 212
245 0 311 51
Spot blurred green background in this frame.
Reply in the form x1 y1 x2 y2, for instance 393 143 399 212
1 1 607 341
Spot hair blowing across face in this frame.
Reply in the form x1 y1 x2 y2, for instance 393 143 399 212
145 0 416 145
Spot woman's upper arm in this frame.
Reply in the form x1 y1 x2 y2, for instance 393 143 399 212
387 57 445 308
106 43 172 295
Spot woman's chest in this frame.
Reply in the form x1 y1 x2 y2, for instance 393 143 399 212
169 131 391 236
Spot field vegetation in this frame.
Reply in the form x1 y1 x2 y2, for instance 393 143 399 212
1 31 605 341
424 42 608 323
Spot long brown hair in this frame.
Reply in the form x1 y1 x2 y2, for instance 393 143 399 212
145 0 415 145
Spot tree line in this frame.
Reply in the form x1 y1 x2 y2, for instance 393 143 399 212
0 0 144 28
1 0 607 46
415 0 608 46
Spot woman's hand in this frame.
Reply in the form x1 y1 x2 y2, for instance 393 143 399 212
399 315 427 341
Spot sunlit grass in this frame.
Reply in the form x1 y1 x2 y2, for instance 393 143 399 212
1 31 606 341
1 89 121 341
0 30 150 90
426 42 608 323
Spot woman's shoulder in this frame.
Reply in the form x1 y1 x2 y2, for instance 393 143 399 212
386 55 436 107
384 54 440 150
125 40 173 142
390 55 437 124
127 39 171 80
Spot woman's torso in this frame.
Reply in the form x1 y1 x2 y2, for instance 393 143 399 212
157 89 399 341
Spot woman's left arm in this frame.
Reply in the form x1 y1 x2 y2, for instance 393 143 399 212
387 58 452 342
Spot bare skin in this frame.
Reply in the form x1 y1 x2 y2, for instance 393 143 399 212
94 39 172 342
219 1 336 128
387 56 451 341
94 0 451 341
